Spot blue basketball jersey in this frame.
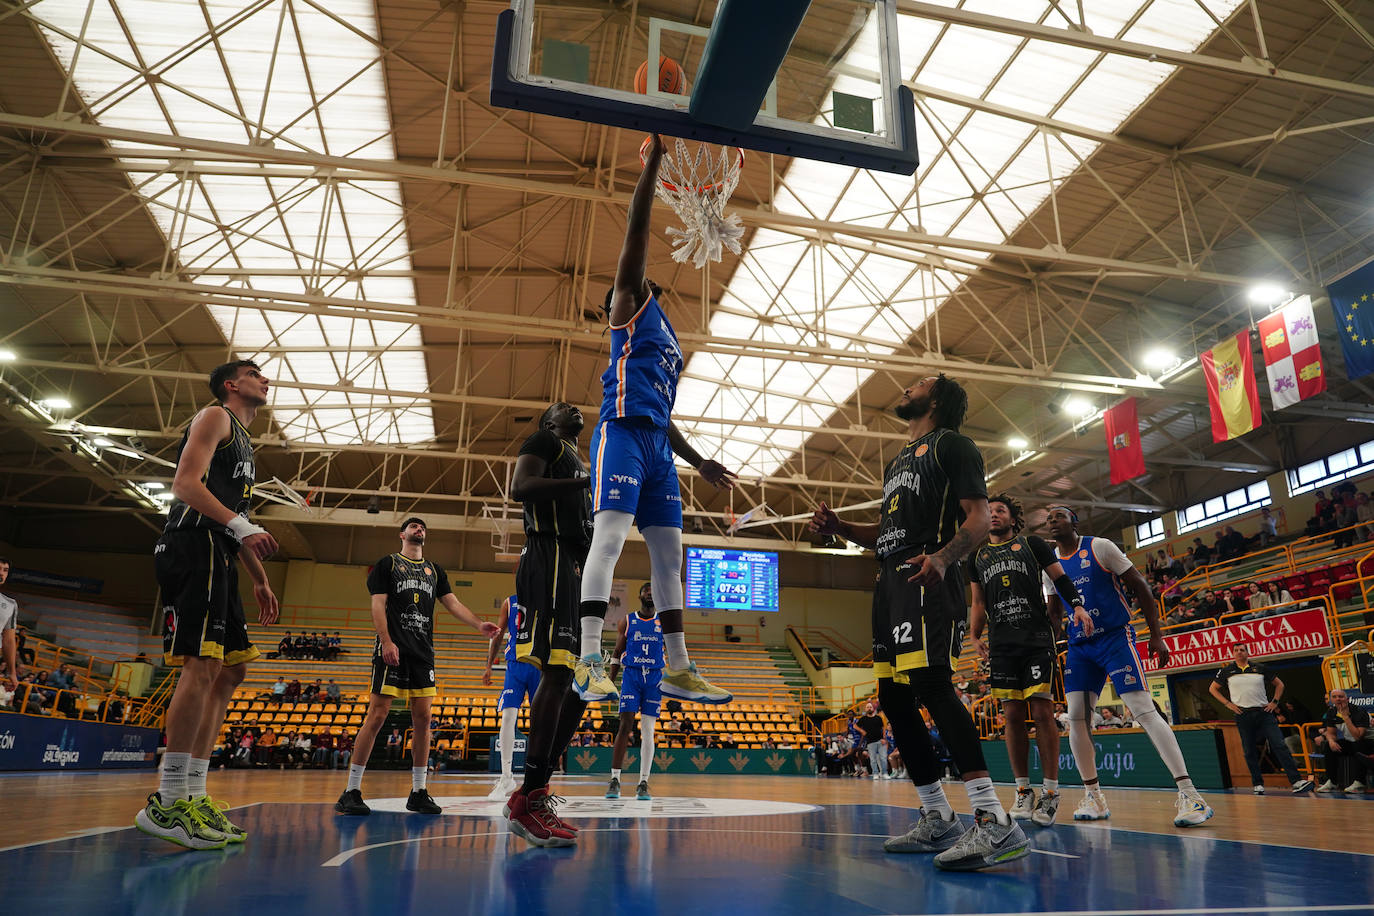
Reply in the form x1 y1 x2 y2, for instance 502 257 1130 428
623 611 664 669
504 594 521 663
1054 536 1134 642
599 294 683 428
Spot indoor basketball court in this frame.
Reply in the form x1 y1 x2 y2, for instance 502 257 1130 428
3 0 1374 913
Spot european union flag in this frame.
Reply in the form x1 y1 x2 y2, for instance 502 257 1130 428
1328 259 1374 380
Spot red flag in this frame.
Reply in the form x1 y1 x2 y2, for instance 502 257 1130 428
1104 398 1146 485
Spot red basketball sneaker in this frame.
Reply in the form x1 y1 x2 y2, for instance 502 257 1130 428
506 787 575 847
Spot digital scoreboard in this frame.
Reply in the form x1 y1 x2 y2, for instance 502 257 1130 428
685 548 780 613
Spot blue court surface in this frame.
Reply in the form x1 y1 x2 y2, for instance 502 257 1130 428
5 797 1372 915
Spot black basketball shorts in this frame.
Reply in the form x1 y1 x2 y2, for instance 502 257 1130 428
370 651 437 700
988 645 1057 701
156 529 259 667
513 535 583 670
871 550 966 682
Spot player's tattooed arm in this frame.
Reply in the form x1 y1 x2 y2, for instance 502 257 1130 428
909 497 988 586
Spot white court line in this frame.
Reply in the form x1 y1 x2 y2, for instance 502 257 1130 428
890 907 1374 916
321 825 1079 867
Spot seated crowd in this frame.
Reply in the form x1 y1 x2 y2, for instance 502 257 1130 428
1304 484 1374 547
269 631 345 661
261 676 345 706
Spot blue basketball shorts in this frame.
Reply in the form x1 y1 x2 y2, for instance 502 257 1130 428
589 417 682 530
499 658 542 711
1063 626 1148 698
619 666 663 718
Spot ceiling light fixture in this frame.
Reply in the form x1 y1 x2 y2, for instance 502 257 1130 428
1247 284 1288 307
1143 347 1178 369
1007 436 1029 450
41 397 72 410
0 350 15 361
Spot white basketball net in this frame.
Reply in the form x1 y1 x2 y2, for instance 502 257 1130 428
653 137 745 268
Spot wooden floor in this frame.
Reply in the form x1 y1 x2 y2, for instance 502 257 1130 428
4 768 1372 855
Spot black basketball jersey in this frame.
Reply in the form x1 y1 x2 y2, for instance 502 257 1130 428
518 429 593 551
876 428 987 559
164 405 255 541
366 554 452 664
968 535 1058 651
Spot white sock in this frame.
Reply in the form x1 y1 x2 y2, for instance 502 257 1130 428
916 781 954 819
580 618 604 659
1043 778 1059 794
664 633 689 670
611 768 622 781
1176 777 1196 795
412 766 427 791
1014 776 1030 790
640 716 656 782
159 752 191 801
499 708 518 776
963 775 1007 822
347 763 366 792
188 758 210 799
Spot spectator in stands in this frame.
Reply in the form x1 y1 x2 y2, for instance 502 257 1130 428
284 678 302 706
98 694 124 723
1242 581 1292 620
1054 703 1069 733
1315 688 1373 793
857 702 888 779
385 727 403 762
0 558 18 692
312 632 327 660
327 632 343 660
1191 537 1214 568
268 676 286 704
1147 550 1166 580
1099 708 1123 729
1258 508 1278 548
325 679 341 706
1356 492 1374 542
1276 697 1315 756
293 632 310 659
302 679 322 704
292 731 314 768
0 679 13 710
1306 490 1335 537
235 729 255 766
1158 574 1184 611
277 631 293 659
1219 526 1247 561
48 663 78 717
1335 486 1360 548
256 727 277 766
336 732 354 769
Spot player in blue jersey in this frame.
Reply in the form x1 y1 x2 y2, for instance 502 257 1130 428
575 134 738 708
1042 506 1214 828
605 583 664 801
484 595 542 799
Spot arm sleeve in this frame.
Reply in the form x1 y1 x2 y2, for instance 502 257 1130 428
366 556 392 595
518 429 563 464
435 565 453 599
1027 536 1058 569
1090 538 1136 576
939 433 987 500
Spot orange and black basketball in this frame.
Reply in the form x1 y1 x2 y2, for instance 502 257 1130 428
634 55 686 94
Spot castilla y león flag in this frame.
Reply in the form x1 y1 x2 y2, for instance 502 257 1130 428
1257 295 1325 409
1103 398 1146 485
1200 330 1262 443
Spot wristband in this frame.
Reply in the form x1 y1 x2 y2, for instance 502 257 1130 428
1070 597 1085 609
226 514 268 543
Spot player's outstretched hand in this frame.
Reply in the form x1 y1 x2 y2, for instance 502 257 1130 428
1071 606 1095 639
254 582 280 626
697 459 737 490
481 668 493 687
905 553 947 587
381 640 401 666
478 621 501 639
1148 634 1170 667
808 502 842 536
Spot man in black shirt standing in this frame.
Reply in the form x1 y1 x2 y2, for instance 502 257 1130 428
856 702 888 778
336 518 498 817
1208 644 1313 794
810 374 1028 871
504 402 597 847
969 494 1086 825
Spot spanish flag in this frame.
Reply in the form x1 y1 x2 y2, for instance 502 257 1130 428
1200 330 1262 443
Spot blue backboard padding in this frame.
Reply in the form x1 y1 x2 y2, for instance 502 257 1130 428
688 0 812 132
489 10 917 175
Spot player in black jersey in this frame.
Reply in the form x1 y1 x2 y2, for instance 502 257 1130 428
503 402 596 847
336 518 498 817
136 360 280 850
968 494 1086 826
810 374 1029 871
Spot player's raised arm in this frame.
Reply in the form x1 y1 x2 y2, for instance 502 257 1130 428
173 405 277 560
610 135 665 326
668 422 737 490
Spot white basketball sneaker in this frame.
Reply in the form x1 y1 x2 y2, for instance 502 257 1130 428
1073 789 1110 821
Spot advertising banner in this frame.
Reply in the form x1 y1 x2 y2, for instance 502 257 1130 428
982 729 1225 790
487 729 527 773
1137 607 1332 675
0 712 160 771
563 746 816 776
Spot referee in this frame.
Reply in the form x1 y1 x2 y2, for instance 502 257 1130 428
1209 643 1314 794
